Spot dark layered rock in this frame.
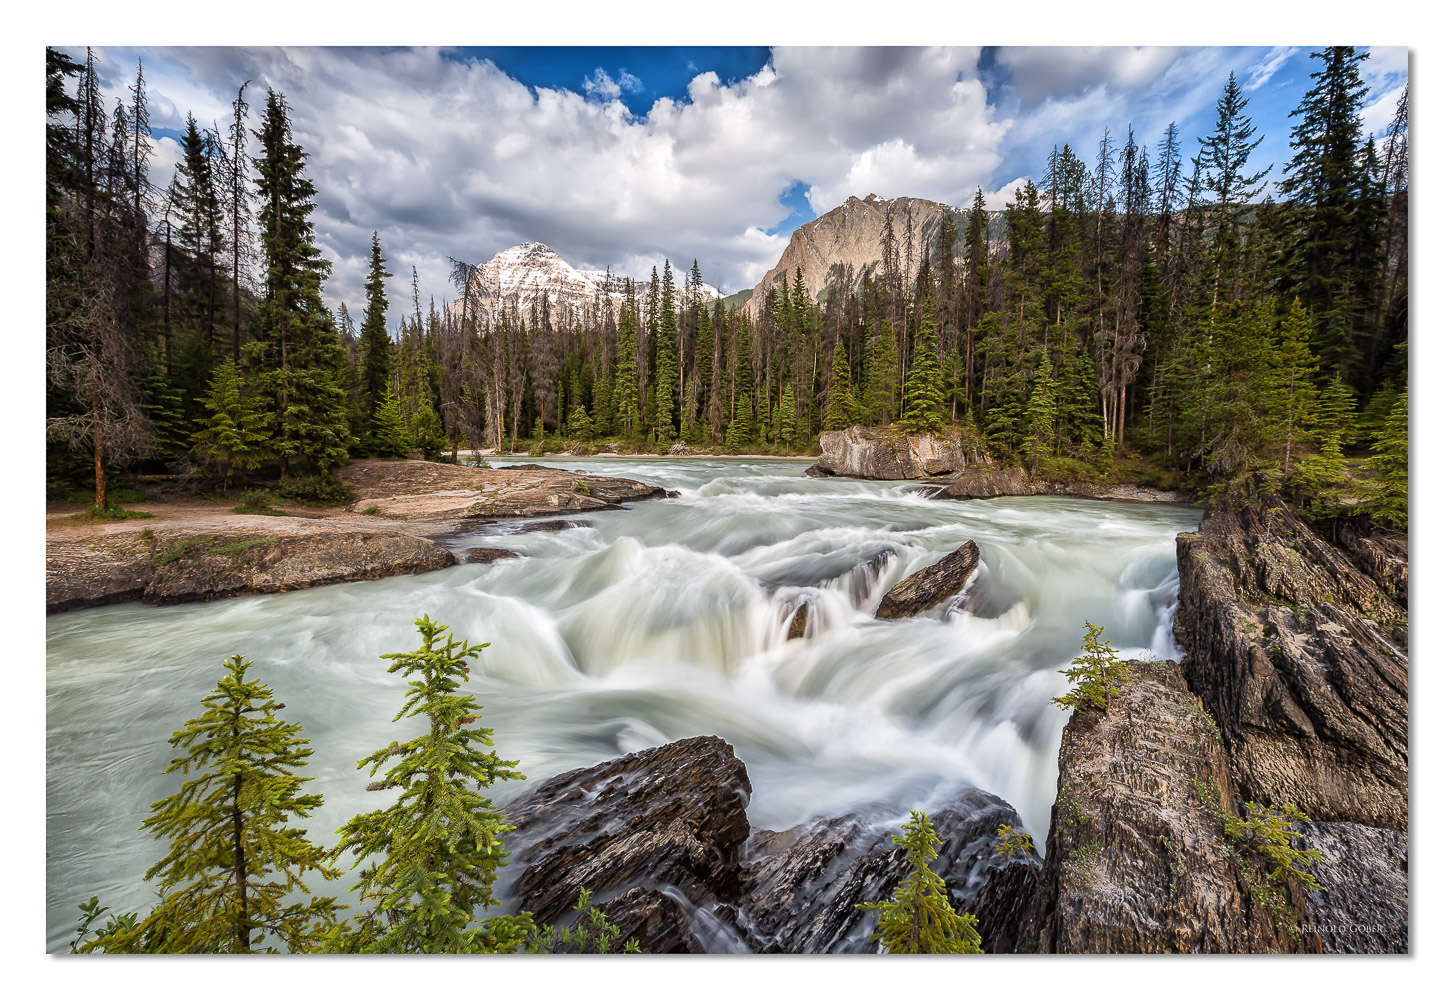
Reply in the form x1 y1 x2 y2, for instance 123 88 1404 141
499 736 1025 954
1332 516 1408 605
47 528 456 612
463 547 520 564
734 790 1025 954
502 736 752 932
1174 494 1407 828
1298 821 1408 953
942 468 1193 504
809 425 986 480
1028 661 1316 953
874 540 980 619
510 519 587 534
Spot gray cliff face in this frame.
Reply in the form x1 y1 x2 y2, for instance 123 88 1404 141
747 195 950 317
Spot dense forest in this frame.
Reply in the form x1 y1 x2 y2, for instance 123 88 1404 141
46 46 1407 526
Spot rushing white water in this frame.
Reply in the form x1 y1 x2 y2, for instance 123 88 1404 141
45 458 1202 952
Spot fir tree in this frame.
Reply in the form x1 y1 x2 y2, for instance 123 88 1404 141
1024 352 1058 472
330 617 526 954
371 385 411 459
1364 388 1408 528
1052 621 1134 713
856 812 983 954
825 338 856 432
191 360 270 487
359 232 394 426
247 89 351 476
81 656 342 953
900 339 945 434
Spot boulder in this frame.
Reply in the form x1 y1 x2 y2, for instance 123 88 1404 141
874 540 980 619
463 547 520 564
1173 494 1407 828
942 468 1194 504
338 458 666 520
502 736 752 931
785 601 809 640
734 790 1026 954
811 426 982 480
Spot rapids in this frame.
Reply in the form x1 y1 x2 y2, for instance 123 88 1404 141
45 457 1202 951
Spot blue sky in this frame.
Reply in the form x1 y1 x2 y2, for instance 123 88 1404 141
71 45 1408 330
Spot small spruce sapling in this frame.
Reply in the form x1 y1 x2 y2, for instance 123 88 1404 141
856 811 983 954
79 655 342 953
329 616 526 954
1052 620 1135 713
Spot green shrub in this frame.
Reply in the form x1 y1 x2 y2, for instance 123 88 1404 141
277 474 353 506
992 824 1037 865
152 535 212 566
232 488 284 515
1064 842 1101 890
1052 621 1136 713
1056 791 1091 826
856 811 983 954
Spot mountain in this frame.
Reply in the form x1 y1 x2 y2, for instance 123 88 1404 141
745 193 1007 316
453 242 722 322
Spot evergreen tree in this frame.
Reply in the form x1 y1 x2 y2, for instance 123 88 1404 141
654 261 678 442
192 360 270 487
900 339 945 434
1364 388 1408 528
329 617 526 954
371 384 412 459
824 338 856 431
359 231 394 427
247 89 351 477
1198 73 1271 306
615 282 640 437
1275 299 1321 478
81 656 342 953
1024 352 1058 472
856 812 983 954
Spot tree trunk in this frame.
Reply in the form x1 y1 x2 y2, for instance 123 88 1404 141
232 773 249 953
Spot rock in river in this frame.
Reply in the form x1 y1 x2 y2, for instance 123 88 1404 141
874 539 980 619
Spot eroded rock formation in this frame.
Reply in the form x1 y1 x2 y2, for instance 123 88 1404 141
874 540 980 619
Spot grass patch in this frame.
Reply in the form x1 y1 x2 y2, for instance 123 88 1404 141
210 536 281 559
362 504 381 516
152 534 213 567
139 527 154 540
1057 791 1091 827
70 505 154 522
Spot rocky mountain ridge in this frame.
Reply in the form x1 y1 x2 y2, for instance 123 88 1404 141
452 242 723 323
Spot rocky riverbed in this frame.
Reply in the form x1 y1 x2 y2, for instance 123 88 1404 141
491 485 1408 954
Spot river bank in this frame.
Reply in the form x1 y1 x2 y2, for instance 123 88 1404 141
45 458 669 612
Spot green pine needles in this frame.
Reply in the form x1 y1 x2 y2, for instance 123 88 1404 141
857 811 983 954
77 655 342 954
328 615 526 953
1052 620 1136 713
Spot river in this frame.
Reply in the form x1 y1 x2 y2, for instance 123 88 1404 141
45 457 1202 951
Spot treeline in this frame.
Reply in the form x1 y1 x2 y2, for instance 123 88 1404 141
45 47 1408 526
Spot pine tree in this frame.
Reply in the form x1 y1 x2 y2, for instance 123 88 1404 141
824 338 856 431
1364 388 1408 528
615 283 639 437
654 261 678 442
1275 299 1321 478
900 339 945 434
359 232 394 427
191 360 270 487
1023 352 1058 472
856 812 983 954
247 89 351 476
1198 73 1271 306
81 656 342 953
329 617 526 954
371 384 411 459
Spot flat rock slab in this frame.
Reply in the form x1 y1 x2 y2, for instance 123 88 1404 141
462 547 521 564
874 539 980 619
943 467 1194 504
47 526 455 612
338 458 665 520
